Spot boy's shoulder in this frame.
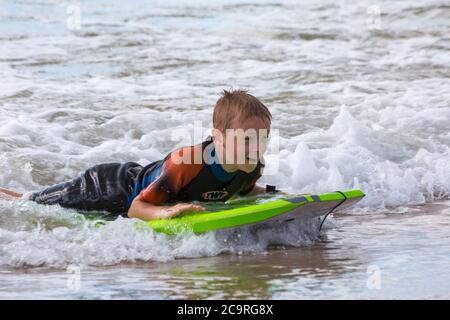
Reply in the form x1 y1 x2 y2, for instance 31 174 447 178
166 136 213 167
152 137 212 186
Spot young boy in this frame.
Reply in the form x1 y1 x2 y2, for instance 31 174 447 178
0 90 278 221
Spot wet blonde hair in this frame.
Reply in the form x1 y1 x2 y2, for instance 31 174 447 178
213 89 272 132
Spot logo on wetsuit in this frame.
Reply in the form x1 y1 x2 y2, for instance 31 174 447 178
202 190 229 200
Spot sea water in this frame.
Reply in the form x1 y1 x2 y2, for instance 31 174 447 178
0 0 449 299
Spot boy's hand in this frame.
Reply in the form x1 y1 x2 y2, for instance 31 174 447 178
157 203 206 219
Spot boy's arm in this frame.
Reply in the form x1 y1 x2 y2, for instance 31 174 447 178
238 164 287 197
138 148 203 204
244 184 288 196
128 196 205 221
129 148 205 221
245 184 267 196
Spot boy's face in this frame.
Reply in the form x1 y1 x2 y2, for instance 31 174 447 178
212 116 271 173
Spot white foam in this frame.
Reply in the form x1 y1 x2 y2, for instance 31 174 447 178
0 200 318 268
1 0 449 266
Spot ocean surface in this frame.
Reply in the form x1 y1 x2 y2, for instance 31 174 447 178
0 0 449 299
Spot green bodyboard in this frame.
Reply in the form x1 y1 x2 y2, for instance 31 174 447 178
139 189 365 235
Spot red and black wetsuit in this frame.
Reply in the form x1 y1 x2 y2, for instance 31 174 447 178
128 135 263 206
27 136 263 217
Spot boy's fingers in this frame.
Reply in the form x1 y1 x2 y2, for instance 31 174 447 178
183 205 201 211
179 204 206 213
189 204 206 211
178 203 205 210
161 204 206 219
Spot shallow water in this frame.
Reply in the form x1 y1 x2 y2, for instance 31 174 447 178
0 0 449 299
1 201 449 299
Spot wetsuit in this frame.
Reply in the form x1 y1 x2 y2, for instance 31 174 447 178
26 136 263 217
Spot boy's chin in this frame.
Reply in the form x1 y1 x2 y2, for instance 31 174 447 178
237 163 258 173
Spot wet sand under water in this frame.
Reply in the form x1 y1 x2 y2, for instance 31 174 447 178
1 201 449 299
